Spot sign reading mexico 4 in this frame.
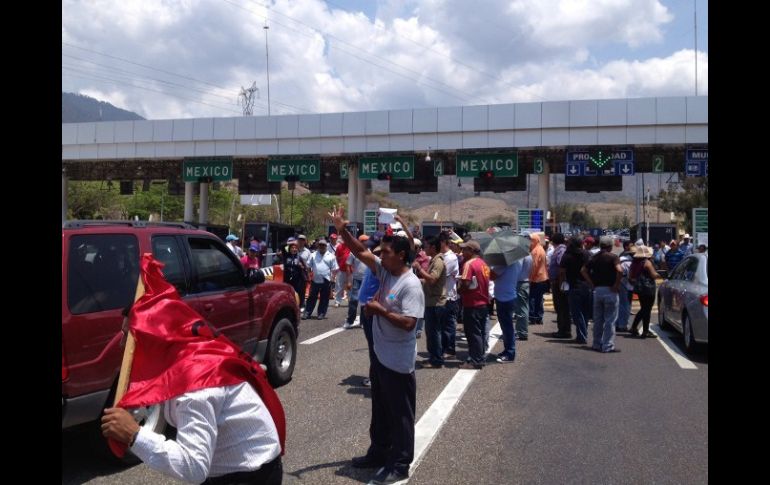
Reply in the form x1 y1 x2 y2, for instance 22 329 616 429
267 159 320 182
565 149 635 176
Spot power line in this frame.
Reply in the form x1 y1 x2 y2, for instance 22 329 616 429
62 42 311 114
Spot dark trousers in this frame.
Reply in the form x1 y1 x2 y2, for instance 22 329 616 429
551 280 572 335
631 293 656 335
463 306 489 366
202 456 282 484
305 280 331 316
529 280 549 322
425 305 449 365
368 354 416 475
287 277 306 310
442 299 458 354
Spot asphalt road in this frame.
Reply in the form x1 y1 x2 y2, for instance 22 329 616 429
62 299 708 484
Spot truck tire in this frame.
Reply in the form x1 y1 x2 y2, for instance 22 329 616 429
265 318 296 387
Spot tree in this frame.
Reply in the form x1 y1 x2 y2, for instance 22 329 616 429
67 181 123 220
657 175 708 232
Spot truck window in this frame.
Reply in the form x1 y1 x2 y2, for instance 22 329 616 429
188 238 244 292
152 236 189 295
67 234 139 314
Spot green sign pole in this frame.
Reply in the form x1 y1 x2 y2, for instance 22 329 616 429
692 207 708 247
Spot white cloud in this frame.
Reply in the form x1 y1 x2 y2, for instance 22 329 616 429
62 0 706 119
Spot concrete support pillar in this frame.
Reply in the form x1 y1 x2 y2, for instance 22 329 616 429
356 178 366 224
347 163 358 222
199 183 209 224
537 161 550 216
62 169 68 223
184 182 194 222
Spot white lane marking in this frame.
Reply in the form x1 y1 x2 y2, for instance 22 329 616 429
300 327 346 345
651 324 698 369
368 323 503 484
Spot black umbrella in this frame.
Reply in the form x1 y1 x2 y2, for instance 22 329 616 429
470 230 531 266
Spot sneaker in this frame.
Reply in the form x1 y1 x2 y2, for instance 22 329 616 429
641 332 658 339
602 348 621 353
348 321 362 328
416 360 442 369
371 466 408 484
361 377 371 387
415 331 422 339
301 313 311 320
458 362 482 370
317 314 327 320
343 322 353 329
516 335 528 341
496 355 515 363
333 301 340 308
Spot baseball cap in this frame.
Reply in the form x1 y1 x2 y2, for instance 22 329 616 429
317 238 328 245
287 237 297 245
330 233 338 239
413 238 422 246
600 235 614 247
395 230 407 237
297 234 307 240
358 234 370 241
683 233 691 239
248 243 259 251
459 240 481 252
584 236 595 244
226 234 237 241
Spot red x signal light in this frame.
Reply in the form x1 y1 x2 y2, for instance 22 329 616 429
377 172 392 181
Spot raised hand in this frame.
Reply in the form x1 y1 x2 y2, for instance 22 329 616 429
327 205 349 233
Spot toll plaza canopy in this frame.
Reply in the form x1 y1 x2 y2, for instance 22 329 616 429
62 96 707 165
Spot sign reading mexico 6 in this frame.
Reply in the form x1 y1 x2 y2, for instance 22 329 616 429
183 159 233 182
359 156 414 179
267 159 320 182
456 153 518 177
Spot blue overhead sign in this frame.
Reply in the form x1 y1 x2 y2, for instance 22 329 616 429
565 149 634 176
686 160 707 177
686 149 708 162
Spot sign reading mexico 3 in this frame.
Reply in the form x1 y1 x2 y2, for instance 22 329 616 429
456 153 518 177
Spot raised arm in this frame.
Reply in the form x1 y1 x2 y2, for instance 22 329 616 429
328 206 377 273
394 213 415 253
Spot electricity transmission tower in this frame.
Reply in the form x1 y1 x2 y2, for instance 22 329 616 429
238 82 259 115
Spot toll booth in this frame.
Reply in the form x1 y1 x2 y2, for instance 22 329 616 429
187 222 230 241
630 223 678 246
420 222 468 239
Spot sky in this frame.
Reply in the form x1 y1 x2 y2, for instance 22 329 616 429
62 0 708 120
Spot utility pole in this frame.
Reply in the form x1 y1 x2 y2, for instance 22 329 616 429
238 82 258 116
694 0 698 96
264 21 271 115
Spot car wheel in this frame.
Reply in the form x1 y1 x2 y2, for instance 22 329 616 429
657 296 669 329
266 318 297 387
683 314 698 353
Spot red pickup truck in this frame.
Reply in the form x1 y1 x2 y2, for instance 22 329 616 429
62 221 299 456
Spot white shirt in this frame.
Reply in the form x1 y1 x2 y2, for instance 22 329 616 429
309 250 338 283
442 249 460 301
131 382 281 484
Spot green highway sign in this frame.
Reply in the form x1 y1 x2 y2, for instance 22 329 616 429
692 207 708 247
359 156 414 180
456 153 518 178
183 159 233 182
340 162 348 180
267 159 320 182
364 209 378 235
652 155 664 173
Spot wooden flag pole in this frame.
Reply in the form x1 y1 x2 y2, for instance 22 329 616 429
113 275 145 406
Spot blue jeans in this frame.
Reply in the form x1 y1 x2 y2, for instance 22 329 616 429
425 305 448 364
496 298 516 359
514 281 530 337
529 280 549 323
346 278 362 325
614 287 631 330
568 286 592 343
592 287 619 352
443 299 458 354
415 318 424 335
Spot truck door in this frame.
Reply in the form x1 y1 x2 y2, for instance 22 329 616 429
182 236 260 346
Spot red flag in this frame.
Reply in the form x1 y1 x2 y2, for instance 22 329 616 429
109 254 286 458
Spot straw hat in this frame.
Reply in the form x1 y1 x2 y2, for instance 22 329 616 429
633 245 654 259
